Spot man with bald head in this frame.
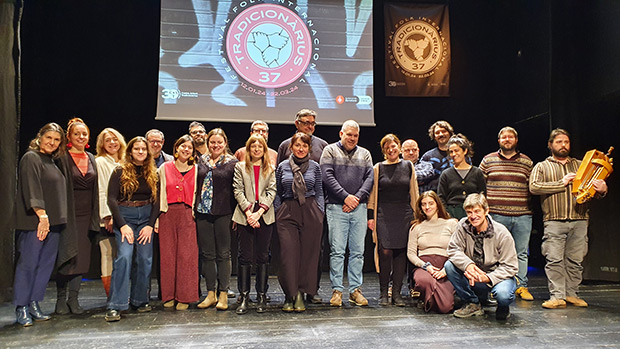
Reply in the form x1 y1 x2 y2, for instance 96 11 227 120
321 120 373 307
402 139 433 192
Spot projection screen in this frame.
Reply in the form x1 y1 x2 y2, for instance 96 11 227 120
157 0 374 125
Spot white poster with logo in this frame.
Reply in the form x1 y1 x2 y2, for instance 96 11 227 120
385 3 450 97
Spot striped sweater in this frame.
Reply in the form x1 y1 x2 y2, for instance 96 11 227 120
320 141 374 205
529 156 589 221
479 151 533 216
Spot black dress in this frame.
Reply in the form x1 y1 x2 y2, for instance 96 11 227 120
376 161 414 249
57 153 98 275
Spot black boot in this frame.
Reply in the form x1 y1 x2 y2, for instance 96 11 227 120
392 293 406 307
236 264 251 315
55 278 69 315
29 301 51 321
378 289 390 306
256 264 268 313
67 275 84 315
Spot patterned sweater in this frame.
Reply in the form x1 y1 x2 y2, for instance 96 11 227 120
479 151 533 216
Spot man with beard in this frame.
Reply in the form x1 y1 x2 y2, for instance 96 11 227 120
479 127 534 301
189 121 208 159
530 129 608 309
419 121 454 193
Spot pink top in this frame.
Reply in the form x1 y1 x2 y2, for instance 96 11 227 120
70 151 89 176
253 165 261 202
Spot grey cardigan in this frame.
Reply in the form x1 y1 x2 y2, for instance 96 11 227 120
232 161 277 226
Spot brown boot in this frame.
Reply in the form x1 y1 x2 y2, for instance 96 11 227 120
216 291 229 311
101 276 111 298
197 291 217 309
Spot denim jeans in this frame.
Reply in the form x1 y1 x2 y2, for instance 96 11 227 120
326 203 367 293
107 204 153 310
445 260 516 308
490 214 532 287
541 220 588 299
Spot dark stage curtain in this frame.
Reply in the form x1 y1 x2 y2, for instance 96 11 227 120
0 0 18 302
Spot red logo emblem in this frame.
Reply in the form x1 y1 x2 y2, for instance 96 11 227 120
226 4 313 89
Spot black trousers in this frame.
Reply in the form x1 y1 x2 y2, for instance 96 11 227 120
276 197 324 297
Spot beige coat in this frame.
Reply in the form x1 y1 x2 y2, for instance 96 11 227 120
367 160 419 272
232 161 277 226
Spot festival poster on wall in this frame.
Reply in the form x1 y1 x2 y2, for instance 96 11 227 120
158 0 374 125
385 3 451 97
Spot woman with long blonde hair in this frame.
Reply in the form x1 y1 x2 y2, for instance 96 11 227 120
94 128 126 298
104 136 158 322
230 134 276 314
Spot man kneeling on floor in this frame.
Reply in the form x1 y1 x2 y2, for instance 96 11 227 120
445 193 518 320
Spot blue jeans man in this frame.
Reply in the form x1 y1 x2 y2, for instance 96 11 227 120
445 260 516 318
490 214 532 289
107 205 153 311
327 203 367 301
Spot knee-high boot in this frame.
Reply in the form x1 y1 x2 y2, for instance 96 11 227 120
55 277 69 315
236 264 251 315
67 275 84 315
256 264 268 313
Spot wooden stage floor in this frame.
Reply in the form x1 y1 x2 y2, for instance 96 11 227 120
2 271 620 348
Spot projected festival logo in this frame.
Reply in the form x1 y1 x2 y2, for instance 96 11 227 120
223 2 316 95
388 18 448 78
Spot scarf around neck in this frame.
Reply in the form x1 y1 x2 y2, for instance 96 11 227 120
289 154 309 205
462 216 495 268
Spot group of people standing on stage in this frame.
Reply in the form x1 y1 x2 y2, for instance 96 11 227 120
12 112 609 327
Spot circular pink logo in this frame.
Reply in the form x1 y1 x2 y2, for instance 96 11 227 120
225 4 312 89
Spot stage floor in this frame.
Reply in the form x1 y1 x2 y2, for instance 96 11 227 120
2 271 620 348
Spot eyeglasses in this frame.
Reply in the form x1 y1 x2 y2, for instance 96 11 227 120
297 120 316 127
252 128 268 134
148 140 163 145
190 129 206 135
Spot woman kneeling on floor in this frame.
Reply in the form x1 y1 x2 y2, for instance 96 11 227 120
407 191 458 313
